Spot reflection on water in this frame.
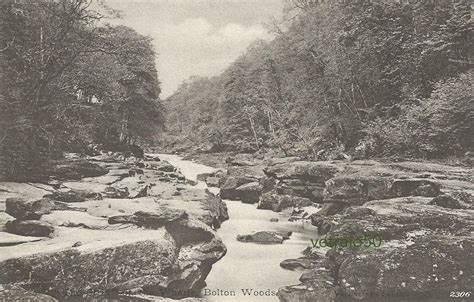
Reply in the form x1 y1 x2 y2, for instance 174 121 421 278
155 154 318 302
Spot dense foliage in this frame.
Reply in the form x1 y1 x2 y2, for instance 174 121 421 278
0 0 163 181
164 0 472 159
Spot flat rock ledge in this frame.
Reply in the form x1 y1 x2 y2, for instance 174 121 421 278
0 154 229 300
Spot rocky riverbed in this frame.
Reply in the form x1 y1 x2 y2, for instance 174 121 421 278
1 151 472 302
0 153 228 301
184 153 473 302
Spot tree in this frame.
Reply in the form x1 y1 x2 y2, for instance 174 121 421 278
0 1 163 181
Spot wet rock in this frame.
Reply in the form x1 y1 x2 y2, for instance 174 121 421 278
5 220 54 237
389 179 440 197
50 159 108 180
429 194 462 209
0 285 57 301
6 197 53 220
235 182 262 203
200 190 229 228
219 176 256 200
258 193 312 212
236 231 291 244
280 257 320 271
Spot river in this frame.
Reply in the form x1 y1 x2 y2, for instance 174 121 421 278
157 154 318 302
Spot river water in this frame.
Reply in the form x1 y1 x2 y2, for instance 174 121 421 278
157 154 318 302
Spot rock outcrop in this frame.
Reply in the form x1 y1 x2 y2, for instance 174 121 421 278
276 159 473 301
0 153 228 300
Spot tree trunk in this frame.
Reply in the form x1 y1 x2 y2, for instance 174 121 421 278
247 114 259 149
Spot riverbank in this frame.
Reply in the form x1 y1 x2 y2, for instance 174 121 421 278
0 153 228 301
177 151 473 302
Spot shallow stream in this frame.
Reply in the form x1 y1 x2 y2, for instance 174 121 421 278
157 154 318 302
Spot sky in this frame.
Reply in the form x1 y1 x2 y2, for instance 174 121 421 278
104 0 285 98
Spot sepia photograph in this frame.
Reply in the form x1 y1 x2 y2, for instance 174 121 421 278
0 0 472 301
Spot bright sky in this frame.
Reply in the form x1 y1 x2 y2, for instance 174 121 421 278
105 0 285 98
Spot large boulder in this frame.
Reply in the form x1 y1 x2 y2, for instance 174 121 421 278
280 257 320 271
5 220 54 237
219 176 256 200
0 221 226 300
235 182 262 203
258 193 313 212
6 198 54 220
199 190 229 228
0 238 177 298
236 231 291 244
